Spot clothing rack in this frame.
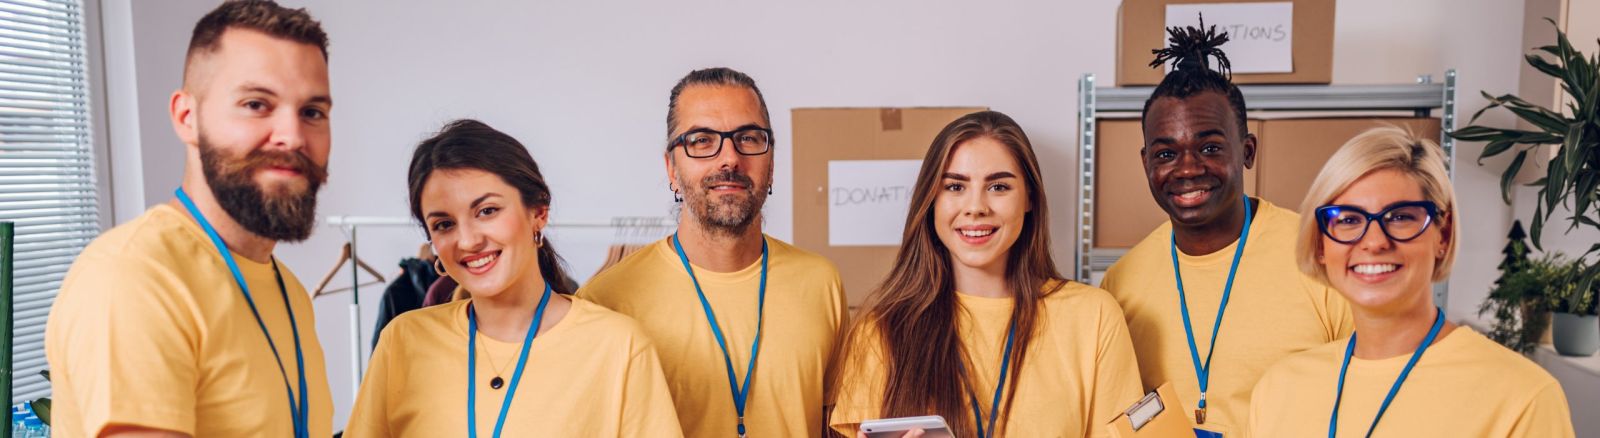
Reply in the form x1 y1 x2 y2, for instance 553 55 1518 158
319 215 617 399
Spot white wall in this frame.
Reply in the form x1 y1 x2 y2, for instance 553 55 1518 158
98 0 1536 431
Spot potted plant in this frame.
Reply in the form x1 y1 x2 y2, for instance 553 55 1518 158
1483 252 1557 355
1550 258 1599 356
1453 19 1599 354
1452 19 1599 254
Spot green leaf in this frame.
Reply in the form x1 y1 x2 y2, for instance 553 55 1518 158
1469 102 1502 125
1565 123 1585 175
1480 139 1517 163
29 398 49 426
1507 105 1572 133
1527 53 1565 80
1532 205 1546 251
1575 171 1599 225
1500 150 1529 204
1452 125 1507 141
1546 143 1569 210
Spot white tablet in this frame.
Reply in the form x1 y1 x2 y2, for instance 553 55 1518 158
859 415 956 438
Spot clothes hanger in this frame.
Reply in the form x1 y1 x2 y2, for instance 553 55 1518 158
313 242 388 297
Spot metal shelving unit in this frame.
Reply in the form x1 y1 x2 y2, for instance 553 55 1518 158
1075 70 1458 307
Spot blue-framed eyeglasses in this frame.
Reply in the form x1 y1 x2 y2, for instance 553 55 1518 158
1315 200 1440 244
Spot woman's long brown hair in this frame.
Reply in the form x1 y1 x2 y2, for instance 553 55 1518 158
836 111 1066 436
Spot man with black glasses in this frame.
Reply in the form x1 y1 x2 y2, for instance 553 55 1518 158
579 67 847 438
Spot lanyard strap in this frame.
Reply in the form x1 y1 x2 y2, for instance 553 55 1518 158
1329 307 1444 438
964 320 1017 438
1169 195 1253 416
671 233 768 438
467 282 554 438
175 188 309 438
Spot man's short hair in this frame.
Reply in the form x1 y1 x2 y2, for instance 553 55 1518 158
184 0 328 81
665 67 770 143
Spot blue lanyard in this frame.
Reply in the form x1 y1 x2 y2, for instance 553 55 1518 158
1329 307 1443 438
467 282 553 438
964 320 1016 438
671 233 767 438
1169 195 1252 424
175 188 310 438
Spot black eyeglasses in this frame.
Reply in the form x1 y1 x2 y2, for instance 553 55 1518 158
1315 200 1440 244
668 126 774 159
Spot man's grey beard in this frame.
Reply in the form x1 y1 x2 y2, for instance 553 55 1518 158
679 168 770 238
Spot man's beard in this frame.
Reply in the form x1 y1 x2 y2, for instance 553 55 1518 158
199 134 328 242
679 168 770 238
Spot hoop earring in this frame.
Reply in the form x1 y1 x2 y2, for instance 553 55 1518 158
433 257 449 277
534 230 545 248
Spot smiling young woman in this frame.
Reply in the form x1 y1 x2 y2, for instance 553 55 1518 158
1249 126 1574 437
344 119 682 437
828 111 1143 438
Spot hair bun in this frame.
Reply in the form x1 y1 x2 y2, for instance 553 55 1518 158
1149 12 1233 80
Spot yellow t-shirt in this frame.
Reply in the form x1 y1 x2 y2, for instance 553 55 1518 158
830 281 1145 437
577 235 848 438
1250 327 1574 437
1100 200 1353 436
45 203 333 437
345 297 682 437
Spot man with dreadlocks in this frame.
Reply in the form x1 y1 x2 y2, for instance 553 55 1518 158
1099 17 1353 437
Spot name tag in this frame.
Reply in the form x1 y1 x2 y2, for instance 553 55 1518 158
1193 429 1224 438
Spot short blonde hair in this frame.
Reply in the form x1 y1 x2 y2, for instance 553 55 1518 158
1296 126 1458 283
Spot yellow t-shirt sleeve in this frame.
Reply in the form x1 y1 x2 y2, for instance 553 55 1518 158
346 321 399 438
1246 363 1276 436
828 324 887 437
1090 301 1145 437
1506 381 1575 437
1307 276 1355 340
53 255 200 435
822 269 848 411
619 340 684 437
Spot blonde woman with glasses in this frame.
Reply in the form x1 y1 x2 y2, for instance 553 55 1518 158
1248 126 1574 437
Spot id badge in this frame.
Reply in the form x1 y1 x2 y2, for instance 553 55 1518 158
1193 429 1224 438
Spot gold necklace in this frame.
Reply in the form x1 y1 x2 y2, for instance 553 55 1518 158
475 332 519 390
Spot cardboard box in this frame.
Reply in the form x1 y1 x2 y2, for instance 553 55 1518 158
1117 0 1335 86
792 107 986 307
1093 118 1260 248
1256 117 1441 211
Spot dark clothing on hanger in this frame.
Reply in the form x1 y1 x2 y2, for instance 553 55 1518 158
371 257 439 349
422 275 458 308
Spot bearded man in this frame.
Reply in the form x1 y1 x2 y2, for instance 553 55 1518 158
578 67 847 438
45 2 336 437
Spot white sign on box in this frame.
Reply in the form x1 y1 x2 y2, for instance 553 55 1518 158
1165 2 1294 74
828 160 922 246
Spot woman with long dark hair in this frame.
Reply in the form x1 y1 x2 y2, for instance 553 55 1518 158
829 111 1143 437
346 119 682 437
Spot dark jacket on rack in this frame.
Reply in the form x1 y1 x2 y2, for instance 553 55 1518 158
371 257 439 349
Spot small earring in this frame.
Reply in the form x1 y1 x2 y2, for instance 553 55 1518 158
433 257 449 277
534 230 545 248
672 186 683 203
768 185 773 195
